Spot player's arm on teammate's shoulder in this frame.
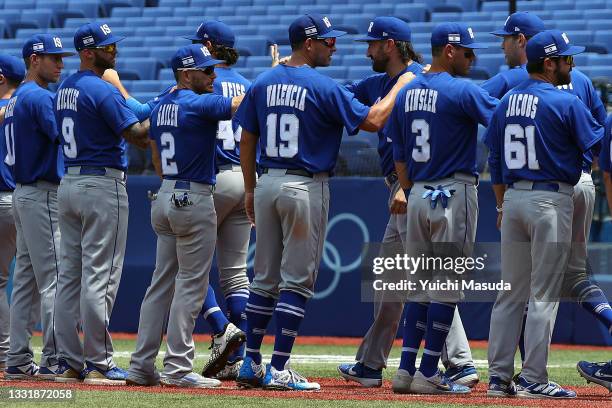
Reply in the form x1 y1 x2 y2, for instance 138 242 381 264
239 128 258 226
230 94 245 115
102 68 130 99
122 118 150 150
360 71 416 131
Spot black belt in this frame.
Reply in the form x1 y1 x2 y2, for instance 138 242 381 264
262 168 313 178
384 172 398 186
509 182 560 192
174 180 191 190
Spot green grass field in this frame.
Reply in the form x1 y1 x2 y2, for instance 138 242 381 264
1 336 609 408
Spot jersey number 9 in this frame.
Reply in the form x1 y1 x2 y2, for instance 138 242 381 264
62 117 78 159
265 113 299 158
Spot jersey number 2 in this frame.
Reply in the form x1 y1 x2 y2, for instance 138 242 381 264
160 132 178 175
266 113 298 158
504 124 540 170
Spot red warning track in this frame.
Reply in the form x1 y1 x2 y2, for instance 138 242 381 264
0 378 609 407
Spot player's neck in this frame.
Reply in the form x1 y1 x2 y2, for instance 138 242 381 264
24 72 48 89
529 72 556 86
386 59 409 79
286 52 313 68
79 63 104 77
0 86 14 100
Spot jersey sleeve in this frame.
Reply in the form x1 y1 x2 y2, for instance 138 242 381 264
480 74 508 99
389 90 406 162
484 106 504 185
126 97 153 121
587 83 607 126
36 92 60 143
98 87 139 136
197 94 232 121
324 82 370 135
601 115 612 172
344 79 369 105
461 83 499 127
567 98 604 153
234 85 259 135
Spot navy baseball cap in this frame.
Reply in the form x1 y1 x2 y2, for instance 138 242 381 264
288 14 346 44
23 34 76 59
431 22 487 49
0 54 25 81
74 22 125 51
184 20 235 48
526 30 585 62
355 16 411 42
170 44 225 71
491 12 545 37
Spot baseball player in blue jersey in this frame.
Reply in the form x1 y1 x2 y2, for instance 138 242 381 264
3 34 74 381
485 30 603 399
389 22 498 395
576 113 612 393
127 44 244 388
0 54 25 371
53 22 150 384
337 16 477 389
235 14 415 391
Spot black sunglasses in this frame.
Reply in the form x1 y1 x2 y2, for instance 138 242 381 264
548 55 574 65
451 45 475 58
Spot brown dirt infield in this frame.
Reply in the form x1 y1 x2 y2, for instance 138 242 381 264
0 377 610 407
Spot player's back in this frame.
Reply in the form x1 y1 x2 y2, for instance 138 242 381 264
395 72 497 181
7 81 62 184
242 64 368 173
0 98 15 191
481 66 528 99
55 70 133 170
150 89 232 185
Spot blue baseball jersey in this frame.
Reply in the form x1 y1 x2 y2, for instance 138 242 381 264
235 64 370 173
150 89 232 185
4 81 63 185
214 67 251 167
481 65 528 100
485 79 603 186
600 114 612 173
54 70 139 171
346 62 423 177
0 98 15 191
389 72 498 181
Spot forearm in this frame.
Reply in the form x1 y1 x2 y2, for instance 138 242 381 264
361 74 413 131
231 94 245 116
240 130 258 192
149 139 162 179
394 161 413 191
604 172 612 215
492 184 506 208
123 119 150 149
126 97 153 121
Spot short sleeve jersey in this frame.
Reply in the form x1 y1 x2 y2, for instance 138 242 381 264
389 72 499 181
599 114 612 173
0 98 15 191
235 64 370 173
54 70 139 171
150 89 232 185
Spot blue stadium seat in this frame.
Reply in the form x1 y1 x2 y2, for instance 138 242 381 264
297 5 331 14
580 66 612 80
166 27 192 37
467 21 497 34
5 0 35 9
575 0 607 7
250 66 269 79
341 55 370 67
588 19 612 31
36 0 66 10
317 66 347 80
158 67 174 81
67 0 100 18
362 4 394 16
249 16 281 26
257 25 289 45
235 35 271 56
542 0 574 10
466 67 490 80
223 0 253 6
190 0 222 7
573 53 589 67
131 80 166 93
62 58 81 71
330 5 362 15
459 12 493 22
431 12 461 23
0 39 24 48
552 10 585 20
583 9 612 20
476 54 505 77
588 55 612 65
158 0 189 7
314 0 345 4
125 17 156 28
215 16 249 26
19 10 53 29
155 17 185 28
564 31 594 45
341 14 376 33
269 6 299 17
480 2 509 13
254 0 283 5
122 38 145 47
233 26 259 36
244 55 272 68
411 33 430 45
551 20 587 31
234 67 252 80
135 27 166 37
8 22 40 39
0 11 23 26
455 0 479 12
150 46 177 66
235 6 268 17
394 4 428 23
116 57 161 80
142 7 172 18
144 37 176 47
111 7 142 18
347 66 372 81
120 47 149 58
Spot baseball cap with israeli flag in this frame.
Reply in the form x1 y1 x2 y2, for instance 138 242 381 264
430 22 487 49
288 14 346 44
526 29 585 62
170 44 225 72
23 34 76 58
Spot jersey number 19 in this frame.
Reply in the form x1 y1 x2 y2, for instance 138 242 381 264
265 113 299 158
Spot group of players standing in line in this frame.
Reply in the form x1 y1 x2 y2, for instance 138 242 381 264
0 9 610 399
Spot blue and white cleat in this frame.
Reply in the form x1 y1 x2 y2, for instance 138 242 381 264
337 362 382 387
409 370 471 394
263 364 320 391
443 364 479 388
576 360 612 392
515 375 576 398
82 362 128 385
236 356 265 388
487 375 517 397
54 359 83 383
38 364 60 381
160 372 220 388
4 361 40 380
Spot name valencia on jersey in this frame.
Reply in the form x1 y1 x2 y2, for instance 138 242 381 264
266 84 307 111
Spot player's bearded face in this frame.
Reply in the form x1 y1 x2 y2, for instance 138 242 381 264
553 58 572 86
93 48 116 70
367 41 389 73
190 69 215 94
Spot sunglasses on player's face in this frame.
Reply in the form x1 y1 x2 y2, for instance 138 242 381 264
315 37 336 48
89 43 117 53
452 45 475 59
179 66 215 75
549 55 574 65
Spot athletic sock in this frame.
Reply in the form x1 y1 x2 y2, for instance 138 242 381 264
419 302 456 378
225 288 249 361
572 279 612 335
201 285 229 335
399 302 429 376
244 291 275 365
270 290 307 371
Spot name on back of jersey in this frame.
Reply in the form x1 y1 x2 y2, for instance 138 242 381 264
157 104 179 127
56 88 79 112
266 84 307 111
404 88 438 113
221 81 246 97
505 93 539 119
4 96 17 119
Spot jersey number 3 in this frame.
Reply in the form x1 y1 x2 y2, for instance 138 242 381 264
266 113 298 158
411 119 430 162
504 124 540 170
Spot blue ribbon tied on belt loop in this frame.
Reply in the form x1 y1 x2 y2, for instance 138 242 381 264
422 185 456 209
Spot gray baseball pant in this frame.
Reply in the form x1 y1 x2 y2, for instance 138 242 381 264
214 165 250 296
355 181 474 370
250 169 329 300
54 168 128 371
7 182 60 368
0 191 16 366
128 179 217 381
488 181 573 384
